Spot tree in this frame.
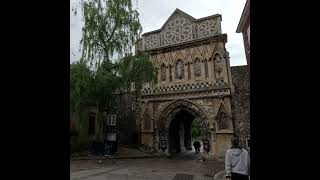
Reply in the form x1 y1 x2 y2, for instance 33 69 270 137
117 52 158 93
74 0 142 142
90 60 120 141
71 0 155 143
78 0 142 65
70 60 94 135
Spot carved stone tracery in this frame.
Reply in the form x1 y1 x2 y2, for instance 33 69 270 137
142 10 220 50
144 33 160 49
197 19 218 39
164 15 192 45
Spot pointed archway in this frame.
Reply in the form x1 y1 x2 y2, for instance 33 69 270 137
157 99 212 156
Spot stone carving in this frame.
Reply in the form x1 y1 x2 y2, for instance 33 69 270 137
142 10 221 50
214 53 224 80
216 104 231 130
218 111 228 129
161 64 166 81
194 59 201 77
164 16 192 45
197 19 218 39
144 33 160 49
175 60 184 79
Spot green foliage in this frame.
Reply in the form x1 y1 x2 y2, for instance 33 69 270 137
191 118 202 140
71 0 155 142
91 60 119 107
78 0 142 65
70 60 94 128
117 52 158 91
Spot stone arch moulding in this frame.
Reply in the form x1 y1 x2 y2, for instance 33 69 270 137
174 50 184 62
192 46 203 60
157 99 211 134
211 43 225 58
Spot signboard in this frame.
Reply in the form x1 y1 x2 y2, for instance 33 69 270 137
160 135 168 152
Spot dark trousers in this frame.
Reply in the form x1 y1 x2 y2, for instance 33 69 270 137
231 172 249 180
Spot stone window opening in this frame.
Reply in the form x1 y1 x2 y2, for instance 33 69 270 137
161 63 166 81
108 114 116 125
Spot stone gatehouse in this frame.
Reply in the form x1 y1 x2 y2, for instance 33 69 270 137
70 9 250 158
138 9 237 157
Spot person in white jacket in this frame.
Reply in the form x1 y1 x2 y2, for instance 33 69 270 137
225 136 250 180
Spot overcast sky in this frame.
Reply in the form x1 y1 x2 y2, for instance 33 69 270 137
70 0 247 66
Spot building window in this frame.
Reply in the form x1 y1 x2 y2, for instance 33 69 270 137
107 133 117 141
131 82 135 91
160 64 166 81
204 60 209 79
132 102 136 111
108 114 116 125
88 113 96 136
247 25 250 46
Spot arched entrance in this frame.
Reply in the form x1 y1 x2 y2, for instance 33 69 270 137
169 109 194 154
157 99 212 156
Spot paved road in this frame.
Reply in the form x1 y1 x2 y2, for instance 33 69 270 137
71 156 224 180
